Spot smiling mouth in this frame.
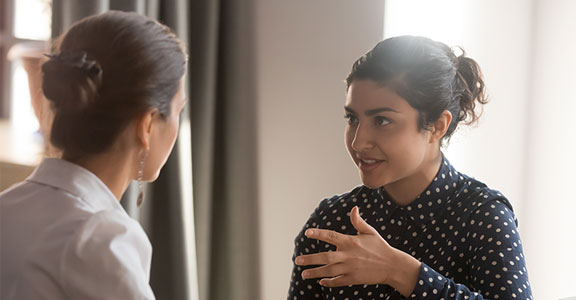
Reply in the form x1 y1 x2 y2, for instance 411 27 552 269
360 158 378 164
357 158 384 172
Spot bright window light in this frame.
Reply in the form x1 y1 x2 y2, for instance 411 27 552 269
384 0 470 46
383 0 475 166
14 0 52 40
10 60 39 134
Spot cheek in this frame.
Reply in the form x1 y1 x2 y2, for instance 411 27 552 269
379 125 427 159
344 126 353 146
144 118 180 181
344 126 357 156
168 118 179 142
162 119 180 157
389 131 429 165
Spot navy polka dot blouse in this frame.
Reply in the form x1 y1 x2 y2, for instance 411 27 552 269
288 157 533 300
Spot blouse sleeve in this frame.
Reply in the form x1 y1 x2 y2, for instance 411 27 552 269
288 202 325 300
408 199 533 300
60 210 155 300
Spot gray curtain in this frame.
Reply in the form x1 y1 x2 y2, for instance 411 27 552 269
185 1 261 300
51 1 260 300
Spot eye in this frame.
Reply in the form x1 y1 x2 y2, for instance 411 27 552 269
375 116 391 127
344 113 358 125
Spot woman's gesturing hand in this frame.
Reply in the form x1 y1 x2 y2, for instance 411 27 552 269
295 206 421 297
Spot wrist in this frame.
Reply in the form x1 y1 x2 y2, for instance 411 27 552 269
387 248 421 297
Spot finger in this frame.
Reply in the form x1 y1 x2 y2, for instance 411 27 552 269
350 206 376 235
319 274 354 287
295 251 344 266
301 263 346 280
305 228 348 246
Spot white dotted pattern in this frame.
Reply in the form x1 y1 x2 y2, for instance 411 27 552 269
288 158 533 300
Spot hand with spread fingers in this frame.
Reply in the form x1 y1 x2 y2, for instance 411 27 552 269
295 206 421 297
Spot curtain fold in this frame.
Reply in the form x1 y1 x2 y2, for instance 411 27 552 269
209 1 261 298
50 1 260 300
186 1 261 299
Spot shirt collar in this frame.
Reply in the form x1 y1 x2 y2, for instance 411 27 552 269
380 156 461 225
26 158 124 212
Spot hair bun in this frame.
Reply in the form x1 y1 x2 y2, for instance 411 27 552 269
42 51 103 113
454 52 488 125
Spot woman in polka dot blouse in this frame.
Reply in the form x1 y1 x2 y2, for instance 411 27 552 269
288 36 532 300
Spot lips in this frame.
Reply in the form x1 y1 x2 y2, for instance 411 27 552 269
356 156 384 172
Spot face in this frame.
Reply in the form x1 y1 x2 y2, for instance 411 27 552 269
144 77 187 181
345 80 436 189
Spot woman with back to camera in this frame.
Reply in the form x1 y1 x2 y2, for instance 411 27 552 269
0 11 187 299
288 36 532 299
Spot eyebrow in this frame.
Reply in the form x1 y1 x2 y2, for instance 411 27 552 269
345 106 400 116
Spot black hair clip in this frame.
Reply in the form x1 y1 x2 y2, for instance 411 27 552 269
44 51 102 77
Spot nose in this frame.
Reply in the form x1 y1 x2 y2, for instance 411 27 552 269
350 123 373 152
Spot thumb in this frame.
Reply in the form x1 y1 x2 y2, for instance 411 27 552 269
350 206 375 235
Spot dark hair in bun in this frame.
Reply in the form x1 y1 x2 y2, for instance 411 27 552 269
42 11 187 159
42 51 103 113
346 35 488 143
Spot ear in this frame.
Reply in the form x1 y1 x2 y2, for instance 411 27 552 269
429 110 452 143
136 109 158 150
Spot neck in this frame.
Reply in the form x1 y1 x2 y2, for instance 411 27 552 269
384 150 443 206
65 149 137 201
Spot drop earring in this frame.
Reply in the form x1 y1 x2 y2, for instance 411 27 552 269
137 150 148 207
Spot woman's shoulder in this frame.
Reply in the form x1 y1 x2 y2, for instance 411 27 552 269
3 206 151 297
1 177 141 237
452 171 516 220
27 208 149 262
57 209 151 281
32 209 153 298
64 209 150 253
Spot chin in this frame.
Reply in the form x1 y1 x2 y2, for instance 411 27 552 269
362 182 384 189
360 175 386 189
144 171 161 182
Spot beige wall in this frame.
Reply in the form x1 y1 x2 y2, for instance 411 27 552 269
254 1 384 299
523 0 576 299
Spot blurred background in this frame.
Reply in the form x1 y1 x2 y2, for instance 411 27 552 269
1 0 575 299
